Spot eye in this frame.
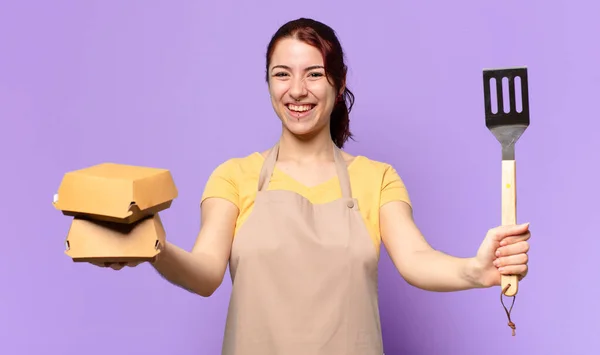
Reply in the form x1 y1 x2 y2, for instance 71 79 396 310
308 72 324 78
273 72 289 77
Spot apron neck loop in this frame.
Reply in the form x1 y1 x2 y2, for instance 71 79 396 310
258 141 280 192
257 141 353 199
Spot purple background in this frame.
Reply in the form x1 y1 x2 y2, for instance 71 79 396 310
1 1 598 354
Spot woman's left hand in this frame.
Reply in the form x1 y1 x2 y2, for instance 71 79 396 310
472 223 531 288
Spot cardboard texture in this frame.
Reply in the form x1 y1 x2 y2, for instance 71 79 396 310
53 162 178 224
53 163 177 263
64 215 166 263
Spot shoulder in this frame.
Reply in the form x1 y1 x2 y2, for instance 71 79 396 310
209 152 263 178
349 154 403 180
202 152 263 206
348 154 411 205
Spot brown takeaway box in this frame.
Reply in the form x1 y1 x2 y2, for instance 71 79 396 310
53 163 178 263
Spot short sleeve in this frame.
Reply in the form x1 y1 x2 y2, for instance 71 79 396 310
380 165 411 207
201 159 240 208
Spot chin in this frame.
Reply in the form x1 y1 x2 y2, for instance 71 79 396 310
284 122 318 137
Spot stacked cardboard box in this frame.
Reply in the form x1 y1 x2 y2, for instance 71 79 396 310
53 163 178 264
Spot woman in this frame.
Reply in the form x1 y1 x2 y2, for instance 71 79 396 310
104 18 531 354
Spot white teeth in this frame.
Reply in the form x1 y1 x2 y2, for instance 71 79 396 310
288 104 313 112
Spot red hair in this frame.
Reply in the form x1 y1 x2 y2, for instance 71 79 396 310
265 18 355 149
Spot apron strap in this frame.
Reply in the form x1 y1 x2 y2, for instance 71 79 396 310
258 142 280 192
332 145 352 199
257 141 353 199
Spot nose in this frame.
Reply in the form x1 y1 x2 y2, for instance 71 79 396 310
288 77 308 101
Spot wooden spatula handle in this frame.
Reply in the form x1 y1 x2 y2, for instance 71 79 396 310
501 160 519 297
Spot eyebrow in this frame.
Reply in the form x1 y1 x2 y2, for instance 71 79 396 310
271 65 325 72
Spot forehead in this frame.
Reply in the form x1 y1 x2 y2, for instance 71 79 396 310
270 38 324 67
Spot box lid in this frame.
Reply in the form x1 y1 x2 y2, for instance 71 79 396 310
53 163 178 221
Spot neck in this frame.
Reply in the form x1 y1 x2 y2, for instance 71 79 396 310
277 126 335 163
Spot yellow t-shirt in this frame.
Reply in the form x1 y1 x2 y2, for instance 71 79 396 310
201 152 411 256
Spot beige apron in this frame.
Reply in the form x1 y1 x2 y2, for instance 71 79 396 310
222 142 383 355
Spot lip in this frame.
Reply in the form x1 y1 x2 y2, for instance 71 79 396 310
285 102 316 106
285 103 316 119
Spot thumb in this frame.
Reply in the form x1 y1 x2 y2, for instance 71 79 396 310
490 222 530 242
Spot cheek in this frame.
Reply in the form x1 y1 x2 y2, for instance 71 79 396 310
315 93 337 113
307 83 336 104
269 82 288 100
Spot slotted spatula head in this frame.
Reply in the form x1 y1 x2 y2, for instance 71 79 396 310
483 67 530 160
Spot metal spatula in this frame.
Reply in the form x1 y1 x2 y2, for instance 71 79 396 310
483 67 530 336
483 66 530 297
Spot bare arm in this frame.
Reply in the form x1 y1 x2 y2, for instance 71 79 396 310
380 201 483 292
151 197 238 297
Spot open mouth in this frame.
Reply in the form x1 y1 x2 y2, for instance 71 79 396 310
286 104 315 119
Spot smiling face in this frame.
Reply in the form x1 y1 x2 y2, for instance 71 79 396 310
267 38 341 140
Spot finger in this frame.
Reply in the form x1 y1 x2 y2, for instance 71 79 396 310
490 223 530 242
496 241 529 257
494 253 528 267
110 263 125 270
500 231 531 246
89 261 107 268
126 261 141 267
498 264 528 277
